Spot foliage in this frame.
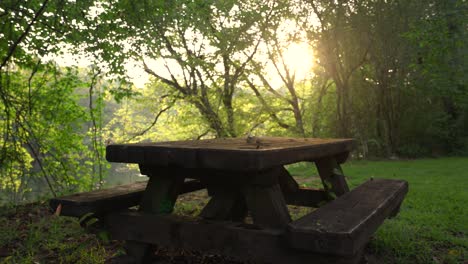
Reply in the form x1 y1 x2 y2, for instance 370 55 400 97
0 0 112 203
0 203 114 264
297 0 468 157
95 0 467 157
89 0 292 138
1 0 467 203
0 63 109 204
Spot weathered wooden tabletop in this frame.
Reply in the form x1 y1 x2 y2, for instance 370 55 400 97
106 137 355 171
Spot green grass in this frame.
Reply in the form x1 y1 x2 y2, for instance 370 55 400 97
288 157 468 263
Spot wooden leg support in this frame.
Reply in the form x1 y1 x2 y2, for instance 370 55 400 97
200 190 247 221
123 165 185 263
315 157 350 197
244 184 291 229
140 172 184 213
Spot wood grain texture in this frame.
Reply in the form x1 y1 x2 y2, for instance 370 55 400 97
106 137 355 171
106 211 364 264
287 179 409 256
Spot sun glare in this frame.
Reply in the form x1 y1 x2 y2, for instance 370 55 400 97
266 42 314 89
46 39 315 90
283 42 314 79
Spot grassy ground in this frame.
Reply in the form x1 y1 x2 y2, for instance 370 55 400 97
288 157 468 263
0 157 467 263
0 203 121 263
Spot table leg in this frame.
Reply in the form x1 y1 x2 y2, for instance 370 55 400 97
124 165 185 263
243 168 292 229
198 169 248 221
140 172 184 213
200 167 291 229
315 157 350 198
244 183 291 229
200 189 247 221
277 166 300 193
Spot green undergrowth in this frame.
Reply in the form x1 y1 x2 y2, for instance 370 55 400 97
0 204 122 264
288 157 468 263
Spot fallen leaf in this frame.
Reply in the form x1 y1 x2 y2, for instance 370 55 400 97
54 204 62 216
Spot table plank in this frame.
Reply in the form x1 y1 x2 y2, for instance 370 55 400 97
106 137 355 171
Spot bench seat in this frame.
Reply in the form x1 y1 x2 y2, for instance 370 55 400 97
49 179 204 218
287 178 408 256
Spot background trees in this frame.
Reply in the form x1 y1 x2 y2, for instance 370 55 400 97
1 0 467 203
0 0 109 203
102 0 291 138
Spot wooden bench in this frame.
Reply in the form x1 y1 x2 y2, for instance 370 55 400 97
49 179 204 219
287 179 408 256
104 178 407 264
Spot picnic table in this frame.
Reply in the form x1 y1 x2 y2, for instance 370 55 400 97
50 137 408 264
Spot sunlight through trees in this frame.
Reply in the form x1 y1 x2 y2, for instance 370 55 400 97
0 0 467 203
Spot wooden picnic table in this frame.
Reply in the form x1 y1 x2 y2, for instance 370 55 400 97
101 136 407 263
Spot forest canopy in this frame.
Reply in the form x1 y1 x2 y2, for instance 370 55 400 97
1 0 467 204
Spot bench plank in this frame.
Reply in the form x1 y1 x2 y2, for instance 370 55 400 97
287 178 408 256
50 181 147 218
49 179 204 218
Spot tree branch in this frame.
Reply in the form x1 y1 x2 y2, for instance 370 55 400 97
0 0 49 71
127 104 173 141
245 78 290 129
143 60 188 95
